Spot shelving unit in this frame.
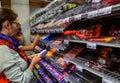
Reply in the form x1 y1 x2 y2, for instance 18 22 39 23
31 3 120 34
32 34 120 83
31 1 120 83
64 75 80 83
30 0 68 27
36 27 65 34
64 39 120 48
64 56 120 83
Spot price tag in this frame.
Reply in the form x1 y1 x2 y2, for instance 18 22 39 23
64 39 69 44
74 14 81 20
60 28 64 32
36 30 39 33
87 43 96 49
44 30 46 33
38 18 41 22
40 30 43 33
48 29 50 33
64 17 69 22
38 30 41 33
45 30 47 33
88 10 98 18
55 29 59 33
43 30 46 33
102 78 113 83
98 6 112 16
45 29 49 33
53 29 56 33
77 66 83 72
92 0 101 3
69 16 74 22
50 29 54 33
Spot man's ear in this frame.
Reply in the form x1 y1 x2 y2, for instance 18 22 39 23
2 20 10 30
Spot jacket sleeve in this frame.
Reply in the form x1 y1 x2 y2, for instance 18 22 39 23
0 45 33 83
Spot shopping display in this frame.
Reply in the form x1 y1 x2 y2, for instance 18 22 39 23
30 0 120 83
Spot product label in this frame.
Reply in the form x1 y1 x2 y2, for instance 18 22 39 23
88 10 98 18
74 14 82 20
87 43 96 49
98 6 112 16
69 16 74 22
92 0 101 3
77 66 83 72
64 39 69 44
64 17 69 22
102 78 113 83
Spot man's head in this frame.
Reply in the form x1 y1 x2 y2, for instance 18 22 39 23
0 8 19 37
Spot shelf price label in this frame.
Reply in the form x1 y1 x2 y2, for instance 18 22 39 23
92 0 101 3
51 29 55 33
102 78 113 83
60 28 64 32
46 30 49 33
64 39 69 44
88 10 98 18
69 16 75 22
38 30 41 33
36 30 39 33
74 14 82 20
55 29 60 33
87 43 96 49
44 29 47 33
77 65 83 72
98 6 112 16
64 17 69 22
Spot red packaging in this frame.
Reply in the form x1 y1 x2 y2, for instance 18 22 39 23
63 30 77 35
88 37 116 42
106 0 120 5
65 46 84 58
75 29 88 39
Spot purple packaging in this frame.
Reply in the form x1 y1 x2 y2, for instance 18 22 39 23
38 68 54 83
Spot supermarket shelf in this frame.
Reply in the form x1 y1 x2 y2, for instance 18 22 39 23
31 3 120 83
64 57 120 83
64 3 120 22
31 3 120 32
65 39 120 48
35 27 65 34
64 75 80 83
85 3 120 19
31 0 68 27
64 73 94 83
31 20 41 27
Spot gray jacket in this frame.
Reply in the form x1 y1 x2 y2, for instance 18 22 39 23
0 45 33 83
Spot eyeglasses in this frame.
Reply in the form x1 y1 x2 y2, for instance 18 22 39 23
10 21 21 29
